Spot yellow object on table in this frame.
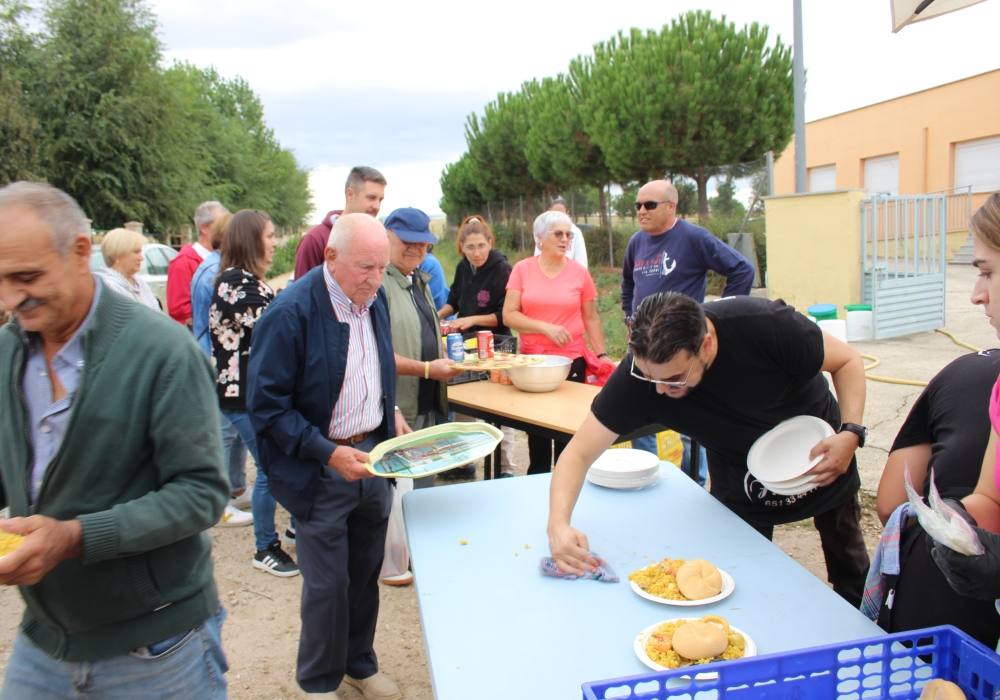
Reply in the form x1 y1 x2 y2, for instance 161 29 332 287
612 430 683 466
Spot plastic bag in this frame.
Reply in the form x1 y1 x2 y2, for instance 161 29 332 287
905 465 984 556
380 478 414 579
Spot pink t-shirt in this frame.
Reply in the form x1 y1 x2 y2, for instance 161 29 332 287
506 257 597 359
992 376 1000 492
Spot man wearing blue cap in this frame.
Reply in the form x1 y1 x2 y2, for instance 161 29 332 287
382 208 463 461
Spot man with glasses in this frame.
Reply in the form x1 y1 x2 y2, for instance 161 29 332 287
622 179 754 478
547 291 871 608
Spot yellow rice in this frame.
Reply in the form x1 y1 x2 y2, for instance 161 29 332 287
644 615 746 669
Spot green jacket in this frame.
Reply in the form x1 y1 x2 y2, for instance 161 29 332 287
383 264 447 423
0 284 228 661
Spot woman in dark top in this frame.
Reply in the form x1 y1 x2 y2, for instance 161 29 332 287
438 215 512 339
872 349 1000 648
210 209 298 577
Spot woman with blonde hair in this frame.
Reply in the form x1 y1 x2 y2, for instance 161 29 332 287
98 228 160 310
438 215 512 337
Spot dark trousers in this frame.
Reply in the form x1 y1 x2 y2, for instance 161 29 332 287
527 357 587 475
746 493 870 608
877 522 1000 648
294 436 392 694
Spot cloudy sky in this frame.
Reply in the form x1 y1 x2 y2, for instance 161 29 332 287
153 0 1000 220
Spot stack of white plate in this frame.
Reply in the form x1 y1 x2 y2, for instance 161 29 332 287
746 416 834 496
586 448 661 489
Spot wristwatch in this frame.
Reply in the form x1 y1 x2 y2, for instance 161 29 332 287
838 422 868 448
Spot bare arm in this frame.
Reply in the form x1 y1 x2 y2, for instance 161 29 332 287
807 332 867 486
393 352 462 381
581 299 606 355
437 303 454 319
450 314 498 331
547 412 618 574
964 428 1000 533
876 444 932 524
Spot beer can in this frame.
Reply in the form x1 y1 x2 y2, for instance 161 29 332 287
477 330 494 360
446 333 465 362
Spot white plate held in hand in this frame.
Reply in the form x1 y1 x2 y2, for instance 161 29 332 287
746 415 834 483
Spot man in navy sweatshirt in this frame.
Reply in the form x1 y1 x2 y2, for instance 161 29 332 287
622 179 754 478
622 179 754 317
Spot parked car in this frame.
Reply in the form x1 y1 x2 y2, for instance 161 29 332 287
90 243 178 310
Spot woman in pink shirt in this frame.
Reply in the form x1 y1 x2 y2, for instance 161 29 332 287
503 211 607 474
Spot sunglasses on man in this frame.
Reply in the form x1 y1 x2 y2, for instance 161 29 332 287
634 200 676 212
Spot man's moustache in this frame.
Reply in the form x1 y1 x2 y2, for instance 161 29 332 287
16 298 43 313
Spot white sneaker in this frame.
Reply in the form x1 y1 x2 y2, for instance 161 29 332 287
216 504 253 527
229 492 251 510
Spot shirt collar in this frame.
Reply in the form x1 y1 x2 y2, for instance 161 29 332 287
193 242 211 260
27 274 102 362
323 264 374 315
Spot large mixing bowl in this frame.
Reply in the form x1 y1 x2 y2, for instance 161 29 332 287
506 355 572 393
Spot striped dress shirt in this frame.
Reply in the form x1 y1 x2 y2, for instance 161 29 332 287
323 265 383 439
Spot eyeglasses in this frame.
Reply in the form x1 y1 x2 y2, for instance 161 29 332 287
634 200 675 212
630 354 700 388
550 230 574 240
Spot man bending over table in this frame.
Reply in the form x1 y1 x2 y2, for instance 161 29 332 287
547 291 870 606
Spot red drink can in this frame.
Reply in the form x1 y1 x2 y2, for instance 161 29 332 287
477 330 494 360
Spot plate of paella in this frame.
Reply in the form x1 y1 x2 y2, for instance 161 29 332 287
628 558 735 607
634 615 756 676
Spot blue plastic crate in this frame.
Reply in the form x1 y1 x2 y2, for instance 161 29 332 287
582 625 1000 699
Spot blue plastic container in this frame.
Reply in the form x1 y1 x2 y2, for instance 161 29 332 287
582 625 1000 699
807 303 838 321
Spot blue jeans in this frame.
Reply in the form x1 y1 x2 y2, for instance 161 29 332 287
220 413 248 494
0 609 228 699
632 433 708 487
223 410 279 552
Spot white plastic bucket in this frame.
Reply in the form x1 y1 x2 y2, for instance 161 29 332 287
845 310 874 342
818 319 848 342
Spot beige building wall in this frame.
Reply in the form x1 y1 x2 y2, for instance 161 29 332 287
764 190 865 315
774 69 1000 252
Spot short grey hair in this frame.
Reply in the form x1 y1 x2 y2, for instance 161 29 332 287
0 181 89 256
327 213 386 252
532 210 572 247
345 166 387 192
193 200 228 228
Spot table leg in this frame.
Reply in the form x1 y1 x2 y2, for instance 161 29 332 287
686 438 701 482
485 424 502 479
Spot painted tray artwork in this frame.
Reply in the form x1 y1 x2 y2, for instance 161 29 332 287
366 422 503 479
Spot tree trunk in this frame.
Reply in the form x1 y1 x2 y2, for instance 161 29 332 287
695 167 710 220
598 184 609 231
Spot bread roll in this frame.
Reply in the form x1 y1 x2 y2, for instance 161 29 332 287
676 559 723 600
919 679 966 700
672 620 728 660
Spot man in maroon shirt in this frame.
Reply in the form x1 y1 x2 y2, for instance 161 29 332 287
293 166 386 279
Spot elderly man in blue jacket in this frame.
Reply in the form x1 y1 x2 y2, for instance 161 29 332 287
248 213 406 700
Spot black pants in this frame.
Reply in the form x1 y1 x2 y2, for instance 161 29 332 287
746 494 870 608
527 357 587 475
877 522 1000 649
294 436 392 693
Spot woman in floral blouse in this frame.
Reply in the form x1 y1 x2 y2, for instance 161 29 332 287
210 210 298 577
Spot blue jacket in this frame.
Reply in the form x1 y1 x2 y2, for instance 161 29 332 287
247 266 397 520
419 252 450 310
190 251 221 357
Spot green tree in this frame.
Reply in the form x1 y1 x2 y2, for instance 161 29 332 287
709 176 745 218
673 177 698 217
0 1 42 182
464 90 537 202
570 11 793 218
23 0 202 232
439 153 486 223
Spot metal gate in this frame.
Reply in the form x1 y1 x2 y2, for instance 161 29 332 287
860 193 947 339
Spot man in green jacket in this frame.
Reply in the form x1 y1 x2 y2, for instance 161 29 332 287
0 182 230 698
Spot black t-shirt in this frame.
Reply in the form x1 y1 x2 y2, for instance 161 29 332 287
891 349 1000 500
592 296 860 525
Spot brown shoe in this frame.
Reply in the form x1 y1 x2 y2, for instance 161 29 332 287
342 672 402 700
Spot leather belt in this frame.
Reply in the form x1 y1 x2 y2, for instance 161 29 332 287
333 431 371 447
